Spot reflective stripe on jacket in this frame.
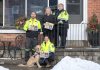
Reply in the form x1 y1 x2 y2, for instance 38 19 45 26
41 40 55 53
57 10 69 21
23 18 42 31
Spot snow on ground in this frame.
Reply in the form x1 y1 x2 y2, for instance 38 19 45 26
51 56 100 70
0 66 9 70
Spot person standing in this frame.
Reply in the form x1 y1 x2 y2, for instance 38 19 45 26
54 3 69 48
23 12 42 62
42 7 56 43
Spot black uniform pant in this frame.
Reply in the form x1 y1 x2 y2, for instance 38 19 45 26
25 37 38 62
43 28 55 43
39 52 55 65
55 24 68 47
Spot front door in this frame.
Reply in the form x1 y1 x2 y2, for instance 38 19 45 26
66 0 87 47
66 0 83 24
58 0 86 47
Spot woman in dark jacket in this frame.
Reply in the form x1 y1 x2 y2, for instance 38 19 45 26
42 7 56 43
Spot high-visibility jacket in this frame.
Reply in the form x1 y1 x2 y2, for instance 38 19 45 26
23 18 42 31
41 40 55 53
57 10 69 21
23 18 42 38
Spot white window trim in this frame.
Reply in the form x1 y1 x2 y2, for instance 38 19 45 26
1 0 26 33
3 0 26 27
3 0 5 27
25 0 27 17
82 0 88 24
48 0 49 7
0 29 25 33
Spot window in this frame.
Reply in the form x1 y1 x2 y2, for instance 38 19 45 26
0 0 3 26
67 0 81 15
66 0 83 24
5 0 25 27
2 0 54 28
67 4 80 14
27 0 47 20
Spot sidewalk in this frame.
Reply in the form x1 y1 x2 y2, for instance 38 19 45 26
0 58 51 70
1 64 51 70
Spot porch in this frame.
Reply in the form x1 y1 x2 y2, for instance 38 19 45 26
0 48 100 70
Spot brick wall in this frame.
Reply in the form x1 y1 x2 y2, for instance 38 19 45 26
88 0 100 22
0 34 26 47
0 33 43 47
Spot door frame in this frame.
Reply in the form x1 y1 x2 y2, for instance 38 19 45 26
58 0 88 40
58 0 88 24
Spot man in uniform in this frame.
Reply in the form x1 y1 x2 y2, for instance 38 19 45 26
23 12 42 62
54 3 69 48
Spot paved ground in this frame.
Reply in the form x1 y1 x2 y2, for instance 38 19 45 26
0 64 51 70
0 49 55 70
0 59 52 70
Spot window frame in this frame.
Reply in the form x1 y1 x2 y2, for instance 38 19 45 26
2 0 26 28
0 0 3 27
2 0 49 28
2 0 88 28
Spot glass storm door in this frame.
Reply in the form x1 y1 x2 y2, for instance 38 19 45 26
67 0 83 24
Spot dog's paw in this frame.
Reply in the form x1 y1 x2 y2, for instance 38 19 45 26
38 66 42 68
18 64 25 67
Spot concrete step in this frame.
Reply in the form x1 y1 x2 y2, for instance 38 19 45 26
0 48 100 65
1 64 51 70
55 48 100 64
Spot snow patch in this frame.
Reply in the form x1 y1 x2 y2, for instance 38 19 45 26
51 56 100 70
0 66 9 70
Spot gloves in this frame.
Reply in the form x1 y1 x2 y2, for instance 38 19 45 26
58 20 63 24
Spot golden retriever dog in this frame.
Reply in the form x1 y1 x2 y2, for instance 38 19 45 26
18 45 42 68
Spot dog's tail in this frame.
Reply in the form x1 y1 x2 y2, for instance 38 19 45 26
18 64 27 67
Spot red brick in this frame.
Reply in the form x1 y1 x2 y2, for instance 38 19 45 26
88 0 100 22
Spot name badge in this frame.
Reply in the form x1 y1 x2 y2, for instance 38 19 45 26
44 22 54 30
40 53 49 58
29 25 38 31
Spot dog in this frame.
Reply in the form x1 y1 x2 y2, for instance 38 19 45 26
18 45 42 68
